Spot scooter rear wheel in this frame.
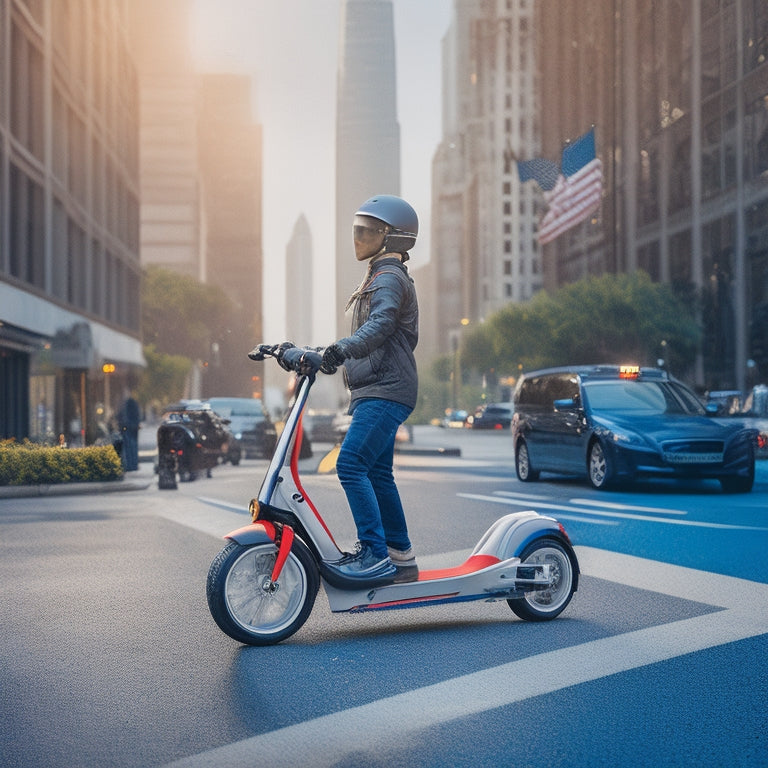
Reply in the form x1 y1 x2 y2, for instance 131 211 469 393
507 539 576 621
207 538 319 645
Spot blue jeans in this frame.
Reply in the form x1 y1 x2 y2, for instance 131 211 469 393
336 398 413 559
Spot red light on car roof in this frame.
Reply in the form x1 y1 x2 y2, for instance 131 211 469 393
619 365 640 379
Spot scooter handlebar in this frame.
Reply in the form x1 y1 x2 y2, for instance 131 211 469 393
248 342 326 376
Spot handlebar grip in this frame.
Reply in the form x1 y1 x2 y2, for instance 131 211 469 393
247 343 274 361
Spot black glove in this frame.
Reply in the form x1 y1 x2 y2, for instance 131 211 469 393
321 343 346 375
274 342 297 371
298 350 323 376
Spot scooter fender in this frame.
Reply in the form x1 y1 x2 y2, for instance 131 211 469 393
224 520 278 546
472 510 577 564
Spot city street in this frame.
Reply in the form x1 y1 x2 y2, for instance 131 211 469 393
1 427 766 767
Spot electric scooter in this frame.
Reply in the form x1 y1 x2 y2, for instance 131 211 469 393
206 344 580 646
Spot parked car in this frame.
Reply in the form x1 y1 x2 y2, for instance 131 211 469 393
715 384 768 460
205 397 277 459
156 403 237 489
302 409 341 443
440 409 469 428
467 402 514 430
512 365 757 492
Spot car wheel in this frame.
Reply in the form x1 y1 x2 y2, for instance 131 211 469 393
720 475 753 493
587 440 611 489
515 439 539 482
720 447 754 493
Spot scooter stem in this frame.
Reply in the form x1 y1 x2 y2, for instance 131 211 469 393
259 374 312 505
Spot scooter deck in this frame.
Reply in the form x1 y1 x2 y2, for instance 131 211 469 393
322 553 544 613
415 553 500 580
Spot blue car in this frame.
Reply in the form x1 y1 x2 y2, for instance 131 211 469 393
512 365 757 492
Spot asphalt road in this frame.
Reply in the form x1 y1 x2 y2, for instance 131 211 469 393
1 427 766 767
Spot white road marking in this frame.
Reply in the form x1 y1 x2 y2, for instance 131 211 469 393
568 497 689 515
459 491 768 531
163 538 768 768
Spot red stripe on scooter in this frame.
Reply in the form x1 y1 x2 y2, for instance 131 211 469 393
259 520 276 540
418 554 501 581
290 413 339 546
366 592 460 609
270 524 294 582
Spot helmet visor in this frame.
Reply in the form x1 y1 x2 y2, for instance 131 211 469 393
353 215 388 260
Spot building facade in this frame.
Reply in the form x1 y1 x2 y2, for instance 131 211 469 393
129 3 264 400
536 0 768 391
127 0 203 282
428 0 543 358
1 0 143 443
197 73 263 336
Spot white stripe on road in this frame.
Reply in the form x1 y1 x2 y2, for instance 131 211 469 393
163 547 768 768
459 492 768 531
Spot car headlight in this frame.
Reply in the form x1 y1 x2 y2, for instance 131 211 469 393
611 430 646 446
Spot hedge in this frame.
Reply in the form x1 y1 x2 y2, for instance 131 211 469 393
0 440 124 486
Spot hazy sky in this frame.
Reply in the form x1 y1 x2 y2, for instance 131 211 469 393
192 0 452 344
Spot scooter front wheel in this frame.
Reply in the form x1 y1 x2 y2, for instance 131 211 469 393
507 539 576 621
207 538 319 645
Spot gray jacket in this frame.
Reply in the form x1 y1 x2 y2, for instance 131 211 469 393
336 257 419 411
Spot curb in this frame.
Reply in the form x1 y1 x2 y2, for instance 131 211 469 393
0 477 153 499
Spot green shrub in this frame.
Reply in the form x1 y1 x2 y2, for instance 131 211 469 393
0 440 124 486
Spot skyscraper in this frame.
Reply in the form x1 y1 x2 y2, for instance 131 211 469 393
428 0 542 357
128 0 203 281
335 0 401 339
285 214 314 346
536 0 768 391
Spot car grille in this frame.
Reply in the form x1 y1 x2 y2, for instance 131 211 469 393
661 440 724 464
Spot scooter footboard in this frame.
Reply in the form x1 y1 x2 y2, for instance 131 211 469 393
471 510 572 560
323 556 548 613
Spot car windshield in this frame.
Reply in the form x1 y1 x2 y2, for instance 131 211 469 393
583 380 706 416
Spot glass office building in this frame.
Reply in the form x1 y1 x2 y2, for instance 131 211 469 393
1 0 143 443
537 0 768 391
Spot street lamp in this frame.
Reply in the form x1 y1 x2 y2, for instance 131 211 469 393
102 362 116 420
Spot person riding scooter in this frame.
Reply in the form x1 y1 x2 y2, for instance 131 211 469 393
320 195 420 585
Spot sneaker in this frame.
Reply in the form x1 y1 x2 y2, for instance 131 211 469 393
387 546 419 583
325 542 397 585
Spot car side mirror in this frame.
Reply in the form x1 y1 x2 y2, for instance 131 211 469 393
705 403 719 415
553 398 577 411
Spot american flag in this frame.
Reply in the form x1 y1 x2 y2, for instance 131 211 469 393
517 128 603 245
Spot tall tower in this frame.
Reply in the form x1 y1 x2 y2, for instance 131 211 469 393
128 0 204 281
335 0 401 339
285 214 314 346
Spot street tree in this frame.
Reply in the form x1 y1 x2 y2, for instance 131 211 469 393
461 271 701 383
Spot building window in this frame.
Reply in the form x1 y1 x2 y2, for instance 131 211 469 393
10 21 45 161
670 229 693 286
637 241 661 282
8 164 45 290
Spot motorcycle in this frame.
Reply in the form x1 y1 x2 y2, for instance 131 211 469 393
206 343 580 645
